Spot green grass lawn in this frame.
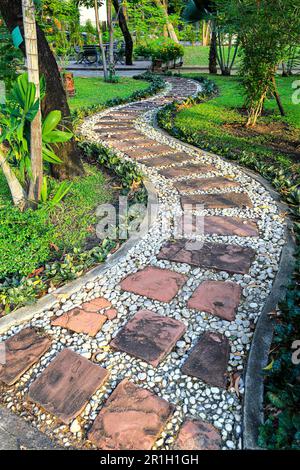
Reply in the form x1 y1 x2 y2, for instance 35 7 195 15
0 164 112 281
69 76 149 110
183 45 241 67
174 74 300 173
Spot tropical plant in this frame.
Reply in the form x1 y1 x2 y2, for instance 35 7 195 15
135 37 184 63
0 73 73 209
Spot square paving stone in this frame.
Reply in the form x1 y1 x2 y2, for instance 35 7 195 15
28 349 109 424
174 177 240 193
174 418 221 450
188 281 242 321
158 162 215 179
0 328 52 386
141 153 191 167
181 332 230 388
88 379 175 450
204 216 259 237
181 192 253 209
126 146 173 159
110 309 186 366
157 239 255 274
120 266 188 302
51 308 107 337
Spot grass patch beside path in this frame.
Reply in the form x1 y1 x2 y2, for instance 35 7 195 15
0 164 113 281
69 76 149 110
174 74 300 174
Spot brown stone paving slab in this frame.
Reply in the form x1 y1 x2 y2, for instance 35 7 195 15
157 239 255 274
0 328 51 386
82 297 111 312
126 146 174 159
141 152 192 167
188 280 242 321
110 309 186 366
88 379 175 450
51 308 107 337
181 192 253 209
204 216 259 237
174 418 221 450
181 331 230 388
120 266 188 302
177 214 259 237
174 176 240 193
28 349 109 424
158 162 215 179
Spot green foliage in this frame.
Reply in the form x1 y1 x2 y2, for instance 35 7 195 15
0 203 53 279
258 241 300 449
135 38 184 63
0 17 22 91
0 73 73 182
214 0 300 124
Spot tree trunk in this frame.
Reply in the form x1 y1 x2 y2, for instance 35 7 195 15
0 0 84 179
209 26 218 74
0 145 27 210
202 20 211 46
112 0 133 66
107 0 115 80
94 0 108 80
154 0 179 43
271 76 285 116
22 0 43 205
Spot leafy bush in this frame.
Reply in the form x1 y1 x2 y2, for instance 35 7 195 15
0 204 53 279
135 38 184 63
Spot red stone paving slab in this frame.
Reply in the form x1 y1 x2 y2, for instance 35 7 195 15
88 379 175 450
141 152 192 167
157 239 255 274
181 332 230 388
158 162 215 179
174 177 240 193
28 349 109 424
51 308 107 337
120 266 188 302
188 281 242 321
204 216 259 237
174 419 221 450
82 297 111 312
181 192 253 209
0 328 51 386
110 309 186 366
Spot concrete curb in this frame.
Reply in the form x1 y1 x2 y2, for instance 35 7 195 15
0 406 62 450
0 180 158 335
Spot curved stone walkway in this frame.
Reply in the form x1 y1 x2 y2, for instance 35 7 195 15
0 77 285 450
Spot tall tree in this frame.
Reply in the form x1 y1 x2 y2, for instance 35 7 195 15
22 0 43 204
153 0 179 43
112 0 133 65
94 0 108 80
0 0 84 179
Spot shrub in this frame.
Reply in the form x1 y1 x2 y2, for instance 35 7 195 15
0 204 54 279
135 38 184 63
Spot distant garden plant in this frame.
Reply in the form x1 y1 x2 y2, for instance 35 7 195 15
135 38 184 64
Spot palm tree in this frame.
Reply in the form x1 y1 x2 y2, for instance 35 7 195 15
183 0 217 74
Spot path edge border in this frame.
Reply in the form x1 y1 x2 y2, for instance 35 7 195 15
0 180 158 335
